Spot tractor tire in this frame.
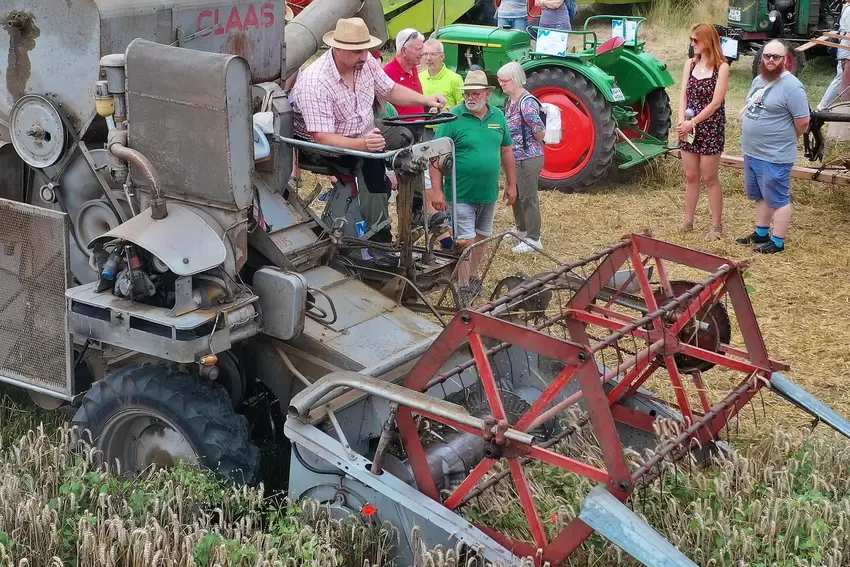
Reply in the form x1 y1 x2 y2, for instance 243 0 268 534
752 43 806 77
643 89 672 140
525 67 617 192
73 364 260 485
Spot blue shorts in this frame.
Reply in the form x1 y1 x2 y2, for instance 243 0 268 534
498 16 528 30
744 155 792 209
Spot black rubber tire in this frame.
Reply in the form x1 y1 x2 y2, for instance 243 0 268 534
752 42 806 77
73 364 260 485
643 89 672 140
525 67 617 192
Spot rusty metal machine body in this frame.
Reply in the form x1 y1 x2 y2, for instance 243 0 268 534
2 1 850 566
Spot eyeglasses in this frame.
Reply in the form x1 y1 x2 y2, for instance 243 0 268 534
762 53 785 61
462 90 486 98
423 52 443 58
402 30 421 49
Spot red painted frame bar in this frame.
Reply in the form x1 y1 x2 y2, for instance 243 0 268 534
395 407 440 501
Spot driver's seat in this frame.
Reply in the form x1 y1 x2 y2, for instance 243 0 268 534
596 35 626 56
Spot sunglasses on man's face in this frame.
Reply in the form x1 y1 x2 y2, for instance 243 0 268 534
762 53 785 61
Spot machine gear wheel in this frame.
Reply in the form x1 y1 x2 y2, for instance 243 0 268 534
654 280 732 373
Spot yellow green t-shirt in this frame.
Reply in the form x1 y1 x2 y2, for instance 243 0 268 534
419 65 464 110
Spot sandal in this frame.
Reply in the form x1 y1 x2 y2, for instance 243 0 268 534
705 225 724 241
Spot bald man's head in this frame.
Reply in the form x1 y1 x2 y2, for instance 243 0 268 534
760 40 788 80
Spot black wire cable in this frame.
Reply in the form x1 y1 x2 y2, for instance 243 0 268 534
291 442 345 477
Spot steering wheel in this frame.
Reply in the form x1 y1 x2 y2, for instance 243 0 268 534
380 112 458 128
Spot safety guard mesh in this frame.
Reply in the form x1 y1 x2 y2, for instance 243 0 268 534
0 199 71 395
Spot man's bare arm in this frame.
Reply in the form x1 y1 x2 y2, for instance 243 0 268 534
501 146 517 188
794 116 810 136
386 84 446 110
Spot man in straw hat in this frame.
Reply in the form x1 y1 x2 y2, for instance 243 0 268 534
291 17 446 243
428 70 517 302
291 17 445 151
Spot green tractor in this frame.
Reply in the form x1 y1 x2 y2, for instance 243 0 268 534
715 0 843 75
433 16 674 191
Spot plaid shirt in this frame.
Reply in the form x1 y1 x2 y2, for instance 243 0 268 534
292 50 396 140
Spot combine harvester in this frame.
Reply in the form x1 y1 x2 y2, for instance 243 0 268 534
1 1 849 565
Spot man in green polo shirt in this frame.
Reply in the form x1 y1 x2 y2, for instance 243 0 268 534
429 70 517 302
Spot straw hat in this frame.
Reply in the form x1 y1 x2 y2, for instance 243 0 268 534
323 17 383 50
459 70 493 90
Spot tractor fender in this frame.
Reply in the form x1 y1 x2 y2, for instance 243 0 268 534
522 58 621 104
602 50 675 105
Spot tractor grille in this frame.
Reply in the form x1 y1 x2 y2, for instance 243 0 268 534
0 199 71 396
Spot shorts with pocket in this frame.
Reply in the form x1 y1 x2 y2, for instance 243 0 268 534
744 155 792 209
453 202 497 240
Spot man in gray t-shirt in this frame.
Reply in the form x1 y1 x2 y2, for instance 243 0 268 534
735 40 810 254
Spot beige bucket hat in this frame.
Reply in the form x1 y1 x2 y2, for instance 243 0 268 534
458 70 493 90
323 17 383 50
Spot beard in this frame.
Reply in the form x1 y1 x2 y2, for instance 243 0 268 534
760 59 785 81
464 100 485 112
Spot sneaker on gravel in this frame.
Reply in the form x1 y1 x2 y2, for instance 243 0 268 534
512 239 543 253
755 240 785 254
735 231 770 246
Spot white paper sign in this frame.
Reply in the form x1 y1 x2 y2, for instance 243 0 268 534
721 37 739 59
612 20 637 45
537 29 570 57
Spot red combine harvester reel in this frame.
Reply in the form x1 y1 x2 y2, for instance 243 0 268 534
287 233 849 566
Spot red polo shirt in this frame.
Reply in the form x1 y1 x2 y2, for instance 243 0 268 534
383 58 424 115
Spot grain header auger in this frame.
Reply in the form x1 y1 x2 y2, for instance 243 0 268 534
2 2 850 567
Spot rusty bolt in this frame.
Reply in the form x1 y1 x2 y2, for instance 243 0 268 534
577 350 590 363
461 313 471 324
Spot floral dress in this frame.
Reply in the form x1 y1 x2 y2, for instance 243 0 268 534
679 61 725 155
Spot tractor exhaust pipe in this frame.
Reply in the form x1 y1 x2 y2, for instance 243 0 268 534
284 0 388 78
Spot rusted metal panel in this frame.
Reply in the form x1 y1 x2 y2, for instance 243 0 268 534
95 0 287 84
0 0 100 136
124 39 253 211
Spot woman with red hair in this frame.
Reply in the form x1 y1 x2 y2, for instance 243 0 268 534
676 23 729 240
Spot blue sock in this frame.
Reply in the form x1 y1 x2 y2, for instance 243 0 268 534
440 236 454 249
755 226 770 238
770 235 785 248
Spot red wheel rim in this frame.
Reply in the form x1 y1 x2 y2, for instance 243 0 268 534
532 86 596 182
622 100 651 140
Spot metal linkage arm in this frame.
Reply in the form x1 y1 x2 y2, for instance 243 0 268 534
288 371 536 446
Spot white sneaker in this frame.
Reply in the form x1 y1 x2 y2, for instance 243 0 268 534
512 239 542 253
511 228 527 238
